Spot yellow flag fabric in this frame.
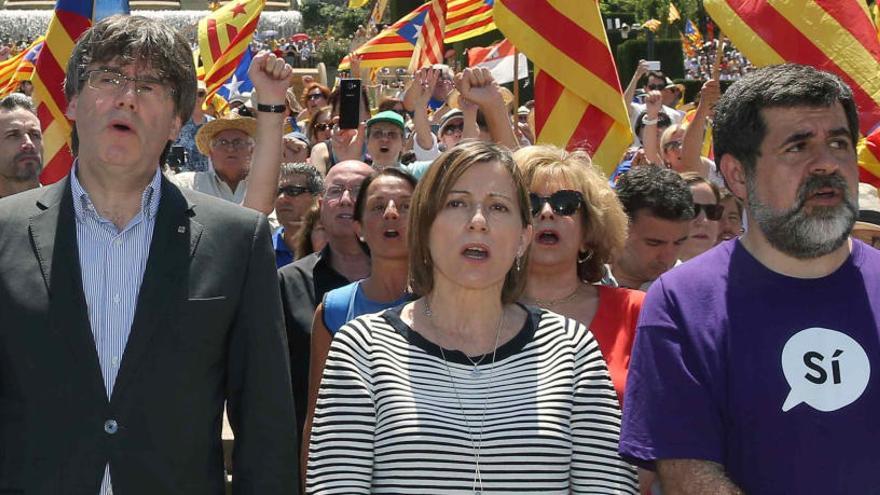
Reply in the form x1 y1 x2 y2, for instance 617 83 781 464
198 0 264 98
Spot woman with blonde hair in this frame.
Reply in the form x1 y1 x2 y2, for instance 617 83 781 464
515 144 642 404
306 140 637 494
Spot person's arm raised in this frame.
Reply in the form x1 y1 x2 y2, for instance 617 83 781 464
243 51 293 215
642 90 664 166
404 67 439 152
455 67 518 150
624 60 649 109
681 79 720 178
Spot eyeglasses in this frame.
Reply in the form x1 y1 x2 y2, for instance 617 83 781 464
369 129 402 140
84 69 172 100
442 124 464 135
211 138 254 151
646 83 666 90
663 140 683 152
693 203 724 221
529 190 585 217
278 185 312 197
307 93 325 101
325 184 361 200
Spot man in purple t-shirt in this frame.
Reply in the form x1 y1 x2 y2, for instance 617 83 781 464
621 64 880 494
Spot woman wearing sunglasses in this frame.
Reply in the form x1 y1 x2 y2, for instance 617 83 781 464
306 106 333 148
306 141 637 494
515 145 640 406
680 172 723 261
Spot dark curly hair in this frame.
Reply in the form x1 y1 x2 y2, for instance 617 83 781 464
713 64 859 179
616 166 694 222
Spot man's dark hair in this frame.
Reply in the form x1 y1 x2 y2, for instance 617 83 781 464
713 64 859 177
279 162 324 194
646 71 666 83
64 15 196 158
616 166 695 222
0 93 36 116
633 109 672 141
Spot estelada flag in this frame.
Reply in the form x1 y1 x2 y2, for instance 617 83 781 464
704 0 880 185
198 0 264 99
408 0 447 72
34 0 130 185
467 39 528 85
0 37 43 97
494 0 633 176
341 0 496 70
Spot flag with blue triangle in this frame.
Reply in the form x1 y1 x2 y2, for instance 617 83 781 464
217 47 254 102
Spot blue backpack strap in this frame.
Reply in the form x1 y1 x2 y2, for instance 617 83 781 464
322 281 360 335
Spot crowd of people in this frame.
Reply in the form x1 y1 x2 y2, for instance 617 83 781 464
684 41 754 81
0 13 879 495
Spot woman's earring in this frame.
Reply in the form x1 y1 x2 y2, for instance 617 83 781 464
577 249 593 264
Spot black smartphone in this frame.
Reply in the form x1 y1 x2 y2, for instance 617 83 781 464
338 78 362 129
166 145 187 171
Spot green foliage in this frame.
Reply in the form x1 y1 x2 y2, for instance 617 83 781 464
616 37 685 82
300 0 369 39
316 37 351 68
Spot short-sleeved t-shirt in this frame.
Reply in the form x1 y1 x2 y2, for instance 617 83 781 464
620 239 880 494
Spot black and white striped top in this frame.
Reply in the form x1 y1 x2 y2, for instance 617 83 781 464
306 304 638 494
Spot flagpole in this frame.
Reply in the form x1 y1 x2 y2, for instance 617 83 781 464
513 47 520 109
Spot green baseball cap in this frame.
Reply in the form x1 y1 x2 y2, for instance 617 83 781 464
366 110 405 132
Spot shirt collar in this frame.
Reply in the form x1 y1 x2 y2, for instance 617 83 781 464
70 160 163 223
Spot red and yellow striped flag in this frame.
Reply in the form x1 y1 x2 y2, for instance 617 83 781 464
494 0 633 175
34 0 130 184
858 130 880 187
341 0 495 70
5 38 44 95
408 0 448 72
0 44 31 97
704 0 880 185
198 0 264 100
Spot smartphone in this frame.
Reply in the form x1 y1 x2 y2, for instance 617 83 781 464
338 78 362 129
645 60 661 71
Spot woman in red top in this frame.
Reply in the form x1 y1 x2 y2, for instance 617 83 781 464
515 145 643 405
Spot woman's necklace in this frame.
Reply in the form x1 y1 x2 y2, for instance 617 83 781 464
424 299 505 494
424 299 502 376
529 282 583 308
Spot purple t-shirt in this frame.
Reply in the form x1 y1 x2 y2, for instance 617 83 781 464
620 239 880 494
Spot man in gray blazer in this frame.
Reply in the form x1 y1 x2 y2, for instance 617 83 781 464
0 15 298 494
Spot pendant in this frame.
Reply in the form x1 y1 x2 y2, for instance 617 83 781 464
471 365 481 377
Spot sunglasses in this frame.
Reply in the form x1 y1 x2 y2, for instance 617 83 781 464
693 203 724 221
647 83 666 90
529 190 585 217
314 123 331 132
278 185 311 197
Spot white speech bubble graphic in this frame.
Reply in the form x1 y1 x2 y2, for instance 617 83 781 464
781 327 870 412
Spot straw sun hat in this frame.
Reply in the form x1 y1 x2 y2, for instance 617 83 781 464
195 114 257 155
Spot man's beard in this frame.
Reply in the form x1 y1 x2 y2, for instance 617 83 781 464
1 151 42 182
747 172 856 259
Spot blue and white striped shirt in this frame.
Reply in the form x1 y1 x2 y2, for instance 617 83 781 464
70 164 162 495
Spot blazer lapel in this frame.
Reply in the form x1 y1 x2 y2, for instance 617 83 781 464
29 178 108 403
112 178 203 399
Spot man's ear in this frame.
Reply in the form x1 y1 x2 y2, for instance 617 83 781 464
167 115 183 142
720 153 747 200
65 94 78 120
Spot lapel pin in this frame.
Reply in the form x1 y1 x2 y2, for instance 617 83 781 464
177 226 186 234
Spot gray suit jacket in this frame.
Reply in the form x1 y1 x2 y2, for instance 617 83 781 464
0 176 299 494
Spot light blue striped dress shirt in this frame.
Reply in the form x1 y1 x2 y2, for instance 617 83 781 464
70 165 162 495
